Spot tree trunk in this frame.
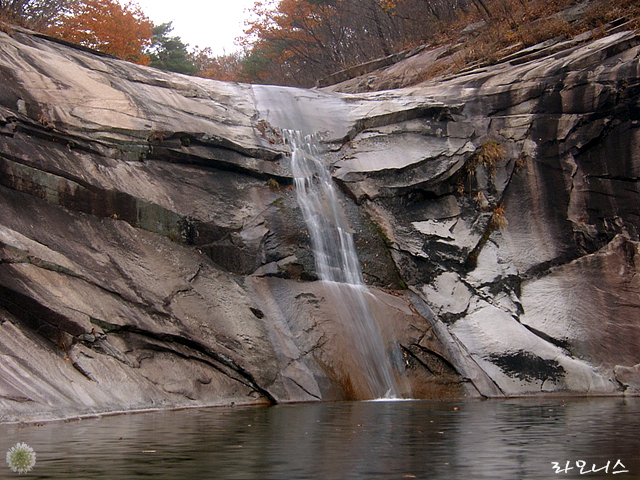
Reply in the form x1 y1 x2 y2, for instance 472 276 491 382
472 0 492 18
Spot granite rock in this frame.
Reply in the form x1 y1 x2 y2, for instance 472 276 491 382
1 26 640 421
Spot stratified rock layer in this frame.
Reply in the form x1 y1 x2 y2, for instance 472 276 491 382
0 25 639 422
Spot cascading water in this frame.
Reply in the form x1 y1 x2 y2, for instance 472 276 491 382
285 130 360 285
284 129 400 399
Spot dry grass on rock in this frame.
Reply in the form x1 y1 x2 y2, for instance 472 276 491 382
409 0 640 85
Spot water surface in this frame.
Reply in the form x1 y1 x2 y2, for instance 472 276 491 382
3 397 639 479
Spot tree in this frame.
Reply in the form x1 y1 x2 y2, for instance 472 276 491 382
190 47 243 82
147 22 198 75
47 0 153 65
471 0 492 18
0 0 69 29
237 0 481 86
240 0 413 86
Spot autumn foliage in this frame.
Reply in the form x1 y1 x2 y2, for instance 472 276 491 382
0 0 69 29
235 0 506 86
6 0 639 86
47 0 153 65
191 48 243 82
232 0 640 87
240 0 415 86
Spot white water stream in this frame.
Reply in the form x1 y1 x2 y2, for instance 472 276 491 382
284 129 399 399
253 85 401 399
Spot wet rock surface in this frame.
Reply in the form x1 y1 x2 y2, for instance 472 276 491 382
1 26 639 421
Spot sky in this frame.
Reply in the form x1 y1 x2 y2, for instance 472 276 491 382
133 0 259 57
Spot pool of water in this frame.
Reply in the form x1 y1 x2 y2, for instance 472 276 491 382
2 397 639 479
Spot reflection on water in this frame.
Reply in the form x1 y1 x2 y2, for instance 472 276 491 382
3 397 639 479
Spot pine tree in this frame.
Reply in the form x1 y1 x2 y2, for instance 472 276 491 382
147 22 198 75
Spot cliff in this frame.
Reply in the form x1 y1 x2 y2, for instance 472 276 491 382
0 23 639 422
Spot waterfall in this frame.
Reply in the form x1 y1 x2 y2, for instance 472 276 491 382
284 130 400 399
286 130 360 285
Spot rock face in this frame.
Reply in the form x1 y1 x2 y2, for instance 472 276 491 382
0 26 639 422
328 30 640 397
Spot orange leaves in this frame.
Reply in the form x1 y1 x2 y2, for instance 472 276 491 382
191 48 243 82
238 0 432 86
47 0 153 65
240 0 344 84
380 0 400 14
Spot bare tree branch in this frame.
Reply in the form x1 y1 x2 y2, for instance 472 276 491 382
0 0 71 29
